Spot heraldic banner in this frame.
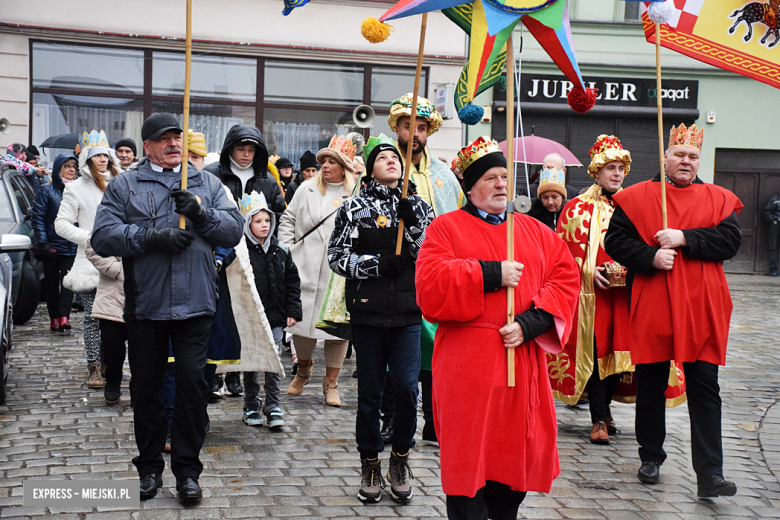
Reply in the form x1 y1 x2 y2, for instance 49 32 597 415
641 0 780 90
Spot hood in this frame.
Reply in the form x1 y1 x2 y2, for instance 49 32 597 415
244 207 275 247
219 124 269 177
51 153 77 192
78 145 121 182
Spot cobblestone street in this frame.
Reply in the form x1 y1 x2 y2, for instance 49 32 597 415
1 274 780 519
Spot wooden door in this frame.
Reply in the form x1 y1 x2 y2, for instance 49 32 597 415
715 171 758 273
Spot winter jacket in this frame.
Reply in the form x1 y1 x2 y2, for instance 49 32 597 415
54 147 121 293
284 171 306 205
85 243 124 323
31 154 78 256
91 158 244 322
328 179 434 327
528 198 566 231
764 194 780 223
247 235 303 329
204 124 286 218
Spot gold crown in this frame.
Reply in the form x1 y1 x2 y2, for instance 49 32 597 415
587 134 631 177
388 93 443 136
669 123 704 149
188 129 208 157
327 135 356 161
457 136 502 174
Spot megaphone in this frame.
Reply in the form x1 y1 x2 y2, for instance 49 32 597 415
0 118 9 135
353 105 375 129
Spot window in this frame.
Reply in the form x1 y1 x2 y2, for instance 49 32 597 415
8 177 29 217
0 184 16 222
265 62 363 107
153 53 257 102
624 2 641 21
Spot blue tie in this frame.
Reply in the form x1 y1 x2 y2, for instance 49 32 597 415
485 214 502 225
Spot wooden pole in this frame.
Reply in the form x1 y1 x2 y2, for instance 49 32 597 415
396 13 428 255
655 23 668 230
505 34 516 388
179 0 193 230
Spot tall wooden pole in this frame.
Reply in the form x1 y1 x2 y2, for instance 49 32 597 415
506 34 516 388
396 13 428 255
655 23 668 230
179 0 193 230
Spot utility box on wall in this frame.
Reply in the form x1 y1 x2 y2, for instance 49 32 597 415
435 84 455 120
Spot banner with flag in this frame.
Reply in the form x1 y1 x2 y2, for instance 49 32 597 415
639 0 780 90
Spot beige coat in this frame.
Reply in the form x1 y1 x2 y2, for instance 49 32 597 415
85 243 125 323
278 179 350 339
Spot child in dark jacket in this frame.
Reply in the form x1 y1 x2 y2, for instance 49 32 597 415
241 191 303 428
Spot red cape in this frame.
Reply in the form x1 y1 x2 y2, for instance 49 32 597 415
612 180 743 365
416 210 579 497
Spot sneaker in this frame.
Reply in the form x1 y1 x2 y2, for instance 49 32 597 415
357 457 384 503
243 408 263 427
163 424 172 453
104 383 121 405
387 451 414 501
266 409 285 429
225 373 244 397
210 375 224 401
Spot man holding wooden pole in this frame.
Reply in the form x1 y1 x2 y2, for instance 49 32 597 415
605 124 743 497
415 136 579 519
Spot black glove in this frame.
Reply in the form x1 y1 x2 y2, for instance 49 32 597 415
396 198 420 228
33 242 53 259
378 254 414 278
171 189 208 226
145 228 194 254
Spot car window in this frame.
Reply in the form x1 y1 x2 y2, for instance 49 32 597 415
0 183 15 222
9 177 29 215
15 175 36 204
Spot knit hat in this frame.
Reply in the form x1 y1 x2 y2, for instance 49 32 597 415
26 145 39 159
388 93 443 136
316 135 356 174
275 157 293 170
457 136 507 194
587 135 631 177
537 168 567 199
363 134 403 179
187 130 208 157
299 151 318 171
142 113 182 141
114 138 137 156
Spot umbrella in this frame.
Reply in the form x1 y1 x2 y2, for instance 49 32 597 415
498 135 581 166
39 133 79 150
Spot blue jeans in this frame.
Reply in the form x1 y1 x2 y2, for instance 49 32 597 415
353 323 421 459
244 326 283 415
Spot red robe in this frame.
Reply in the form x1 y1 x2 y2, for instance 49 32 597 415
415 209 579 497
612 181 743 365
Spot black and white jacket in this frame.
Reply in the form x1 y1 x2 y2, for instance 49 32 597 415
328 179 434 327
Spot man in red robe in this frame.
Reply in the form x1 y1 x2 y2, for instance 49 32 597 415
605 124 743 498
416 136 579 519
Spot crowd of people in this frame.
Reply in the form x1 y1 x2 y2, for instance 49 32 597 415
1 91 745 516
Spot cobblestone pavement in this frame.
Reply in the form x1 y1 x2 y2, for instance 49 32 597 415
1 274 780 519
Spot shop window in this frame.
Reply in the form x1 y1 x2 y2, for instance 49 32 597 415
265 62 363 107
371 67 428 108
151 101 255 154
263 108 353 169
153 53 257 102
32 42 144 95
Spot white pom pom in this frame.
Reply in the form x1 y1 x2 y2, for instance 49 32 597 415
648 0 675 25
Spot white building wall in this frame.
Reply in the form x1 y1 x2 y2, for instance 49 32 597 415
0 33 30 146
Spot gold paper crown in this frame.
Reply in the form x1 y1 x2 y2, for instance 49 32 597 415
587 134 631 177
188 130 208 157
388 93 443 136
669 123 704 149
326 135 356 161
457 136 502 174
80 129 109 149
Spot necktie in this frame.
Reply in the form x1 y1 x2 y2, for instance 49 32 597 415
485 214 502 225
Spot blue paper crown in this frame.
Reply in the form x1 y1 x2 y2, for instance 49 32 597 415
239 190 268 216
539 167 565 186
80 129 109 149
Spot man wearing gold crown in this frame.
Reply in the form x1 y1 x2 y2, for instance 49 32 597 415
385 93 464 443
416 136 579 519
605 124 743 497
552 135 686 446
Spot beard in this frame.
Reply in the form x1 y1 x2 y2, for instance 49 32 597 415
397 136 425 156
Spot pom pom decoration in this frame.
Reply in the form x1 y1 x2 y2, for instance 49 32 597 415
567 87 597 114
458 103 484 125
361 17 394 44
648 0 675 25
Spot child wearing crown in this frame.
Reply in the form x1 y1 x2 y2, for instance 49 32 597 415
238 191 302 428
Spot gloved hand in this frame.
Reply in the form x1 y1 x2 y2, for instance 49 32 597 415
171 189 208 226
32 242 53 259
396 198 419 228
378 254 414 278
145 227 194 254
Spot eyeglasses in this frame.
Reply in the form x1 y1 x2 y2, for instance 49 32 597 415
63 164 77 169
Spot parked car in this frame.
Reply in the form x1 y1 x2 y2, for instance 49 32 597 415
0 163 44 324
0 234 32 404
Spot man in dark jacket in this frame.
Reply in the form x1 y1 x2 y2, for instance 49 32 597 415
204 124 285 219
763 193 780 276
31 153 78 331
91 113 244 503
284 150 318 205
328 135 434 504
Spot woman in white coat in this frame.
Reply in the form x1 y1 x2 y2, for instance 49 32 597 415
278 135 355 407
55 132 121 389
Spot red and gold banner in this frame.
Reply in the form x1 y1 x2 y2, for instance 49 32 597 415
641 0 780 90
